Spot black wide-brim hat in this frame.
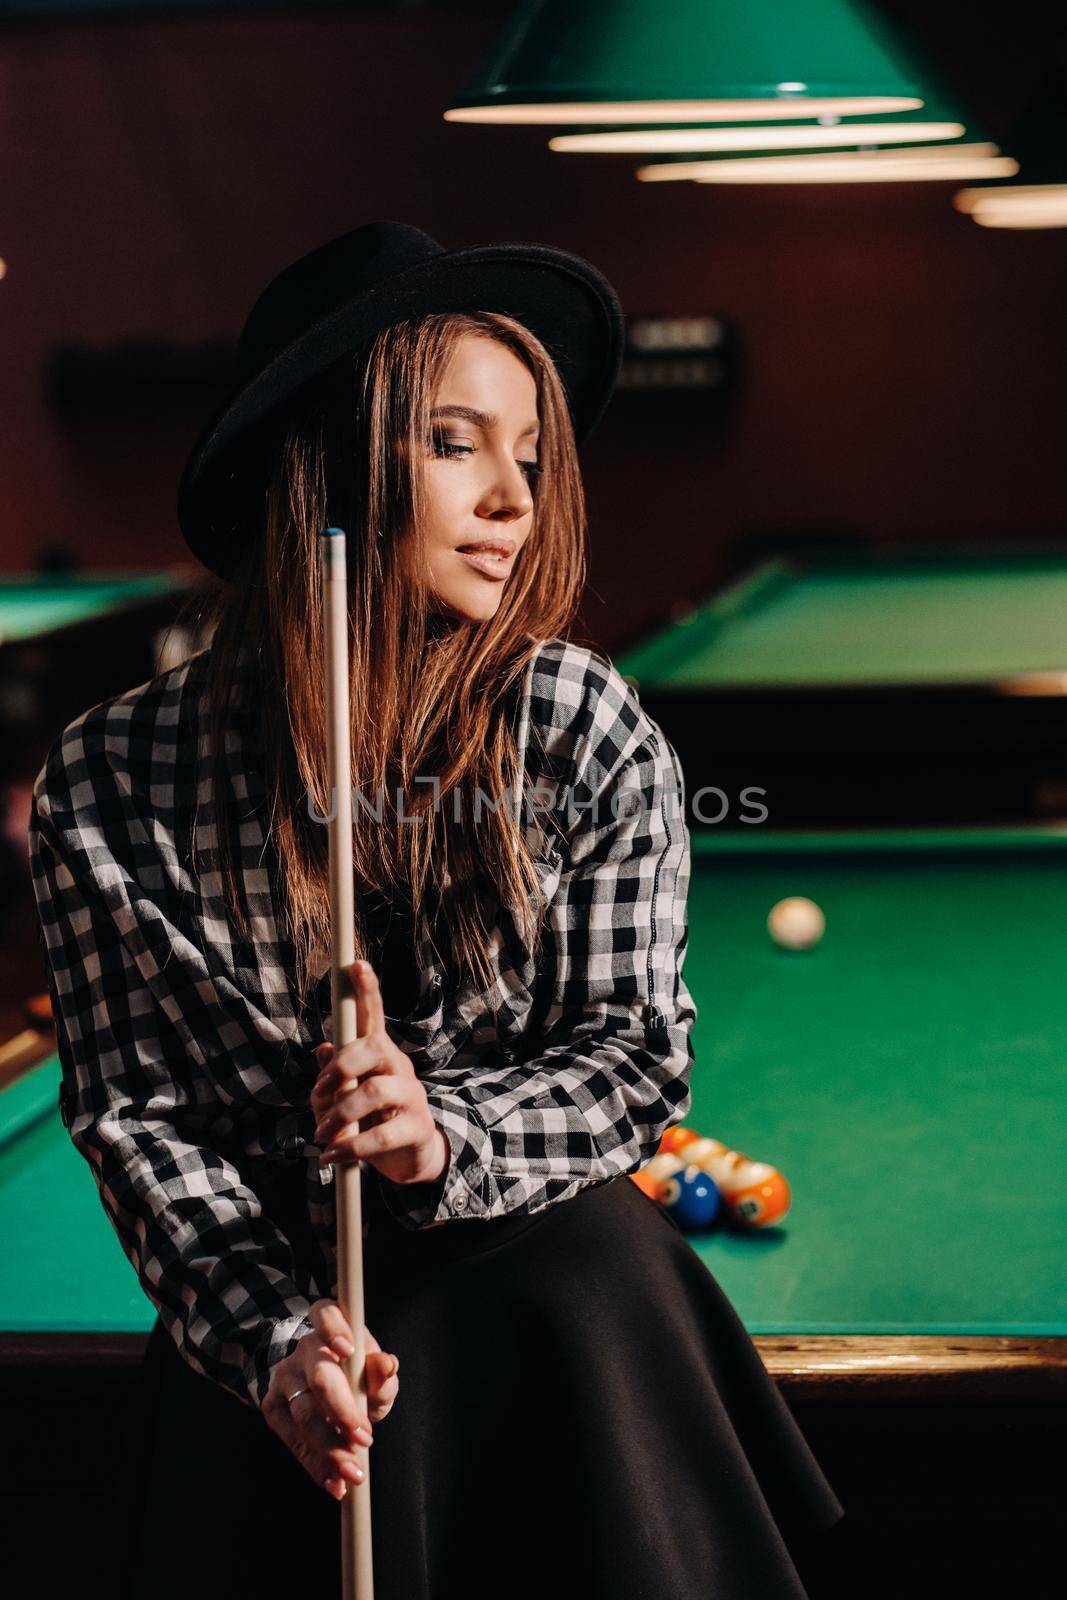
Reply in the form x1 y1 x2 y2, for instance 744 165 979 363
177 220 625 582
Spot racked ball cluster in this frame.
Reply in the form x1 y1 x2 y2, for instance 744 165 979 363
630 1128 791 1230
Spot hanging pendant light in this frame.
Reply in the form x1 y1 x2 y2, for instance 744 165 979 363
649 144 1018 184
547 86 1012 186
444 0 932 126
549 116 966 156
545 86 974 157
954 95 1067 230
629 106 1014 185
956 185 1067 228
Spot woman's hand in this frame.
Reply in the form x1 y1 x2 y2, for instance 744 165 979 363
311 959 450 1190
262 1299 399 1501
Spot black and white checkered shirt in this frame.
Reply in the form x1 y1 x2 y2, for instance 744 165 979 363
28 638 696 1410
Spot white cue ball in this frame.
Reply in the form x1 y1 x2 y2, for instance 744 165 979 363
767 896 825 951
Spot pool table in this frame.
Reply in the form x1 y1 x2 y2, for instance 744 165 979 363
0 566 202 1040
622 548 1067 689
620 548 1067 830
0 570 194 647
677 825 1066 1399
612 549 1067 1398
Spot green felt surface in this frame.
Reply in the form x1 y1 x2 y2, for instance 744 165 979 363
0 572 184 644
0 1060 153 1333
681 830 1067 1335
617 556 1067 687
2 827 1065 1338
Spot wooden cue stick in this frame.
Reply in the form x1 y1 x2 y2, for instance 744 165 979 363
321 527 375 1599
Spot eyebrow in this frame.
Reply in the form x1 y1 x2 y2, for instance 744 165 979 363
430 405 540 438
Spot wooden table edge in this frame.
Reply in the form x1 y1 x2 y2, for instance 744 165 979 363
0 1331 1063 1399
754 1334 1067 1399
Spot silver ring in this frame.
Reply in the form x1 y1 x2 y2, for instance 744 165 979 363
286 1387 311 1406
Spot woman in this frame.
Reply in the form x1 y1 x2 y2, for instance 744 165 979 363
29 222 845 1599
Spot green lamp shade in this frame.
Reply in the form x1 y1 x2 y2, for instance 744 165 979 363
445 0 929 123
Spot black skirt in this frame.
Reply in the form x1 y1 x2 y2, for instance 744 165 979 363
123 1167 845 1600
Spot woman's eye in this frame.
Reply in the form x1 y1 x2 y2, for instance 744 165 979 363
430 435 472 460
431 435 543 484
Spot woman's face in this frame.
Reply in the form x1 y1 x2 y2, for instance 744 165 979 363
419 334 539 623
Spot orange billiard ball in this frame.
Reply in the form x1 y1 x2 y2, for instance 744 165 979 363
723 1165 791 1228
659 1125 702 1157
629 1168 662 1200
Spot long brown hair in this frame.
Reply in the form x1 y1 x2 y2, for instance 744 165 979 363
172 310 590 1011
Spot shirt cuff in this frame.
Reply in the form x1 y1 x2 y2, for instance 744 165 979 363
243 1310 316 1411
374 1102 499 1230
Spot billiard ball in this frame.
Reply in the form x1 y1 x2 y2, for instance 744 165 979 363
684 1138 792 1228
722 1164 791 1227
767 896 825 950
629 1167 662 1200
678 1136 728 1171
660 1165 722 1229
660 1125 702 1157
642 1151 686 1190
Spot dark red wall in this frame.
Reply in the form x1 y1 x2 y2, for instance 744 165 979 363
2 8 1066 650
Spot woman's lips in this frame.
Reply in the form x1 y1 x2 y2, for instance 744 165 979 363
456 548 511 581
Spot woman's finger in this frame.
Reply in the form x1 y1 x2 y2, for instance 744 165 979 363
264 1391 336 1490
355 1325 400 1418
307 1297 359 1358
310 1048 385 1122
315 1075 402 1144
272 1389 368 1499
310 1073 346 1119
308 1341 376 1440
306 1302 395 1430
311 1043 338 1103
320 1109 423 1165
346 959 385 1039
311 1076 333 1115
366 1349 400 1422
318 1032 391 1090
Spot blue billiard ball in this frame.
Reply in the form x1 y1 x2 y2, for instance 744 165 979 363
660 1164 722 1229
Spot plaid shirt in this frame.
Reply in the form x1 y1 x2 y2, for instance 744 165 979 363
28 638 696 1411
